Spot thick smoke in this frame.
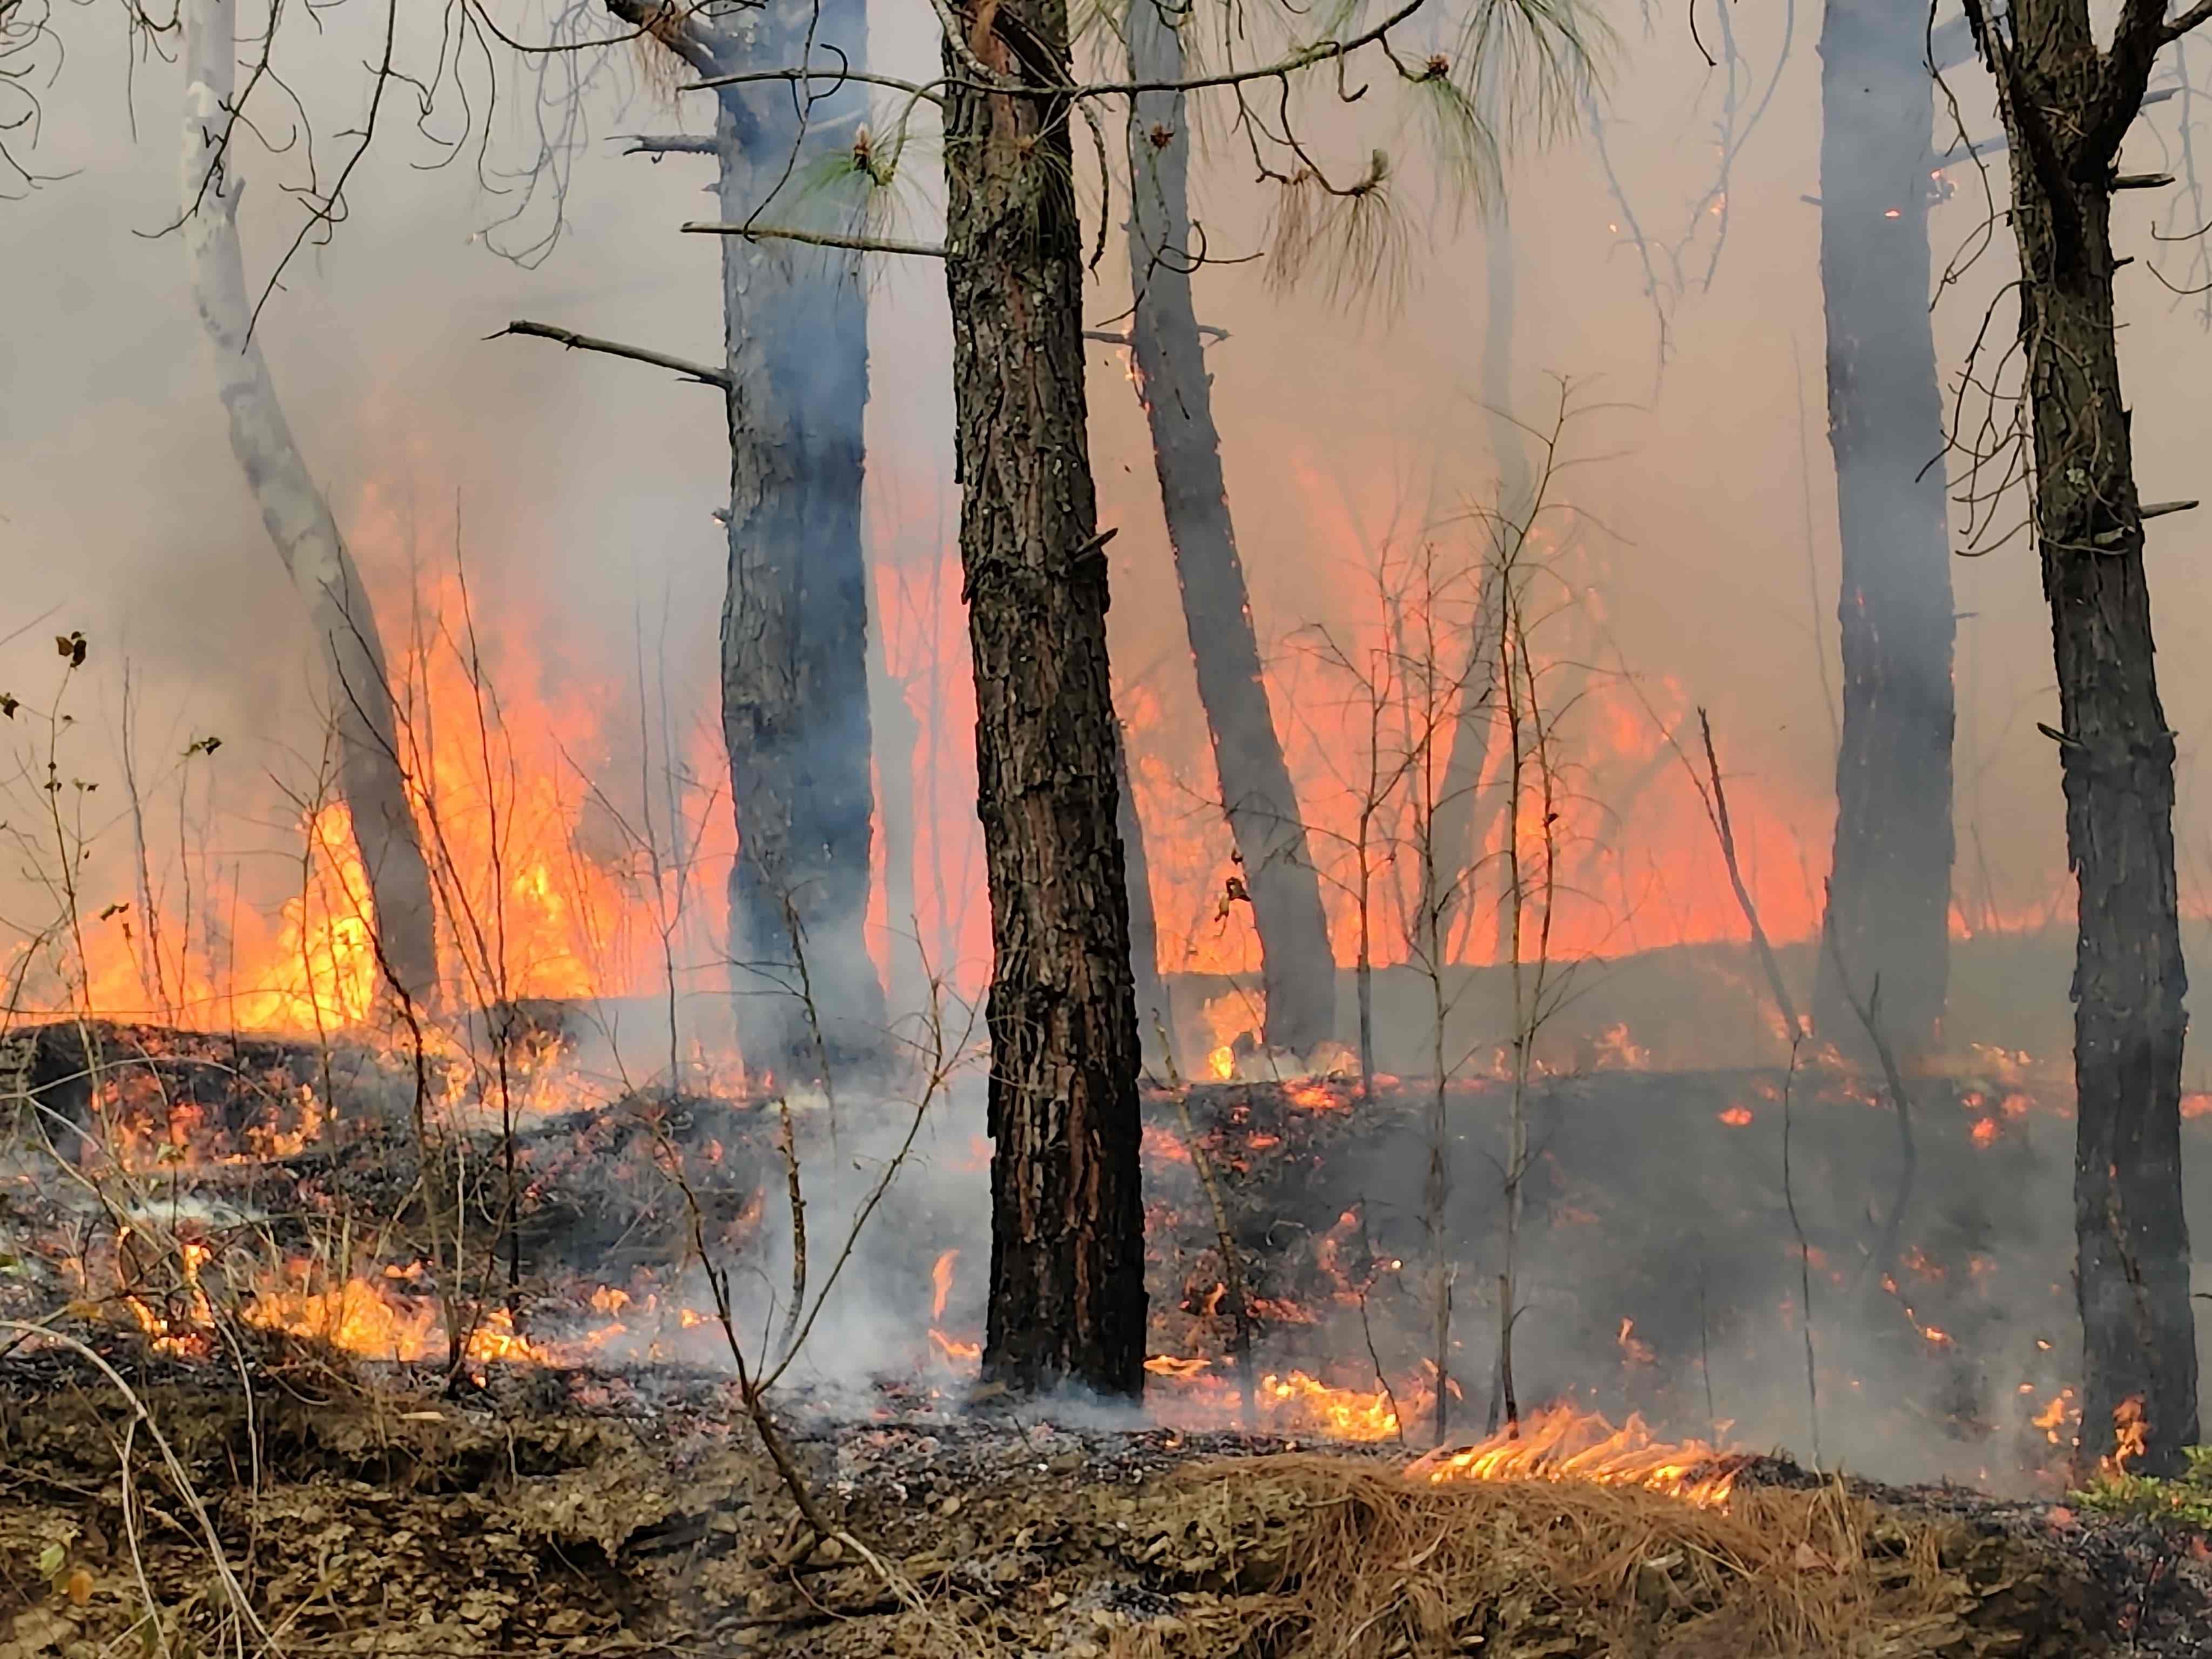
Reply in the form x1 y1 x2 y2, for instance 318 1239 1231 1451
11 0 2212 1489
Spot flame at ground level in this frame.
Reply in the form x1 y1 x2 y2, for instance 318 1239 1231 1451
1414 1405 1742 1506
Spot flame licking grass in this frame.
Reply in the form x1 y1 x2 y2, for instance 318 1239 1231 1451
242 1263 548 1366
1414 1406 1743 1507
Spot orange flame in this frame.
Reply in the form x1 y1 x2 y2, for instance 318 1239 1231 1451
2101 1395 2149 1476
931 1249 959 1322
1414 1406 1741 1506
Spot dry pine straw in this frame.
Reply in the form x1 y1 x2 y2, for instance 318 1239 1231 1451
1084 1454 2088 1659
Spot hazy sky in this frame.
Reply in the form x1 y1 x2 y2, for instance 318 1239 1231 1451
10 0 2212 1022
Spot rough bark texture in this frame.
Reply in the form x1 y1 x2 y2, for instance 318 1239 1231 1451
711 52 885 1077
1972 0 2197 1474
944 6 1148 1396
1811 0 1957 1061
180 0 439 1010
1123 0 1336 1056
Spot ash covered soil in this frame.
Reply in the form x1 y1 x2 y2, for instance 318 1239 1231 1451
1 1353 2208 1658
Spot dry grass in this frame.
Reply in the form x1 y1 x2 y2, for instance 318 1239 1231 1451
1102 1454 2096 1658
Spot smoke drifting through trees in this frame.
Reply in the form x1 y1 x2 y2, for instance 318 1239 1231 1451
13 0 2212 1530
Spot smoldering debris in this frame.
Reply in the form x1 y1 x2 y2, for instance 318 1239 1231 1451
0 1351 2197 1658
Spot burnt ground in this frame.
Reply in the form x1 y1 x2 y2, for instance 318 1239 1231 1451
6 1022 2212 1651
0 1349 2208 1658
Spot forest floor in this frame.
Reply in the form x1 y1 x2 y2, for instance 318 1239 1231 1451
2 1350 2209 1659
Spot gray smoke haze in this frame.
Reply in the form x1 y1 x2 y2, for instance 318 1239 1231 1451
11 0 2212 1486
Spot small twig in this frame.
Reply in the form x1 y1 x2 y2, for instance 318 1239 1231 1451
1822 884 1919 1299
1777 1033 1823 1471
494 320 731 389
1698 1267 1718 1440
774 1096 806 1363
1083 324 1229 345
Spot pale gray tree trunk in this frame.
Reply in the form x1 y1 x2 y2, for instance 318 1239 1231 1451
711 73 885 1074
1810 0 1956 1060
180 0 439 1009
608 0 886 1077
1124 0 1337 1057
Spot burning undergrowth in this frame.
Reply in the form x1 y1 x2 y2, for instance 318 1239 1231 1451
0 1349 2190 1658
4 1015 2212 1653
0 1013 2182 1491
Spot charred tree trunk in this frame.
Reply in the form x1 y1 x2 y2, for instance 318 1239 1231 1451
944 7 1148 1397
711 68 885 1078
180 0 440 1011
1811 0 1957 1061
1124 0 1336 1057
1968 0 2198 1473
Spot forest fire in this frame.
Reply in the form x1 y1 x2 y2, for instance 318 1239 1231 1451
1414 1407 1744 1507
241 1266 549 1367
21 0 2212 1635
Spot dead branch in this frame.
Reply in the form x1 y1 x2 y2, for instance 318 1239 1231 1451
775 1096 807 1363
678 223 948 257
619 133 719 153
494 320 732 389
682 66 946 104
1777 1033 1822 1470
1695 710 1803 1037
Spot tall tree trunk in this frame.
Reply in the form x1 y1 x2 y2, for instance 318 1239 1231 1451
1811 0 1957 1061
872 601 927 1015
945 4 1148 1397
1971 0 2197 1473
603 0 886 1078
1443 199 1516 959
1124 0 1336 1057
709 23 885 1078
1117 723 1174 1072
180 0 439 1011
